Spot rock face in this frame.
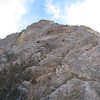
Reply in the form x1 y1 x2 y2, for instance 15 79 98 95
0 20 100 100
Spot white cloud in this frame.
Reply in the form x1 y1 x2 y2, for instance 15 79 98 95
1 0 100 39
45 0 61 18
0 0 26 38
67 0 100 32
45 0 100 33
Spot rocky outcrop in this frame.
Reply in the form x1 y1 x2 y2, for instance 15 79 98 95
0 20 100 100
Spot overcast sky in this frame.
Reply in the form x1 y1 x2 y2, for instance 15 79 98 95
0 0 100 38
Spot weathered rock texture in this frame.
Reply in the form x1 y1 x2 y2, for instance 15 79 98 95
0 20 100 100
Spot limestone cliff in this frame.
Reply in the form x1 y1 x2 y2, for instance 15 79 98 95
0 20 100 100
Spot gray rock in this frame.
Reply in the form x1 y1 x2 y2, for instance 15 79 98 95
0 20 100 100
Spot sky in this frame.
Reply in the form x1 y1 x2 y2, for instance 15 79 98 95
0 0 100 38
